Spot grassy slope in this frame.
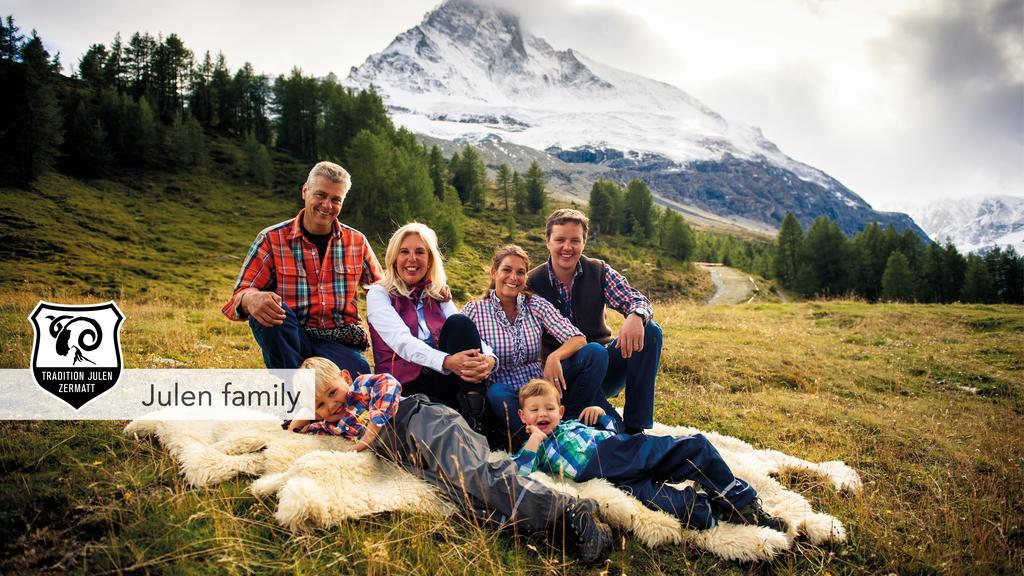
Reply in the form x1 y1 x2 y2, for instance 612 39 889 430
0 146 1020 575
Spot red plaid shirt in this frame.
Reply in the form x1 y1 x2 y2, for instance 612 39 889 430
222 210 383 328
304 372 402 438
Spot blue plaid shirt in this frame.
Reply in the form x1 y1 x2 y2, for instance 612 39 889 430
512 415 618 480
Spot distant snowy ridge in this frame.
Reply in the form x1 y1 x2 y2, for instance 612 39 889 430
893 196 1024 254
347 0 922 238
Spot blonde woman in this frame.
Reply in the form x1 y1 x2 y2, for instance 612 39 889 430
367 223 496 434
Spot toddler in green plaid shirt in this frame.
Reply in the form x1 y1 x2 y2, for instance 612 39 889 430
512 379 788 532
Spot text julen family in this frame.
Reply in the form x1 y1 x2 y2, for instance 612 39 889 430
141 381 301 412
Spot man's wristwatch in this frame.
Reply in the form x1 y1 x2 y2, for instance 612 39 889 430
632 310 648 325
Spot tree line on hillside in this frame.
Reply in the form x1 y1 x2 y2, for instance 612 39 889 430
0 17 475 248
773 213 1024 304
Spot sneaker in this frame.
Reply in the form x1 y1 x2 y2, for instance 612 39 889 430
563 499 612 565
716 498 789 533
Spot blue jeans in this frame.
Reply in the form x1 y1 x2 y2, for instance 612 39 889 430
577 432 755 529
487 342 620 443
602 320 662 430
248 302 371 375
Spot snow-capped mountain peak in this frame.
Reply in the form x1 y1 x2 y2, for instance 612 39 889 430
894 196 1024 254
347 0 922 238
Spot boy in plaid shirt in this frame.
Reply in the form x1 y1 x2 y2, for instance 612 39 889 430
291 356 400 450
512 379 788 532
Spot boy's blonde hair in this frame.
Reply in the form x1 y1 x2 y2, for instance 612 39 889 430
300 356 352 396
518 378 560 405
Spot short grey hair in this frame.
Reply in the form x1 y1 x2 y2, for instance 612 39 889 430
305 161 351 194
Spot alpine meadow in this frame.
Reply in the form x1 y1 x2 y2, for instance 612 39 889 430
1 12 1022 576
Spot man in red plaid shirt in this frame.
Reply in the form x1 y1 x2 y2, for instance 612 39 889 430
222 161 383 375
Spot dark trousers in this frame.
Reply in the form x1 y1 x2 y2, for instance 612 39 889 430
402 314 486 408
602 320 662 430
249 303 370 375
577 432 755 530
372 394 572 533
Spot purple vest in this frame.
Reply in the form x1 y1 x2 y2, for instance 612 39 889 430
369 292 447 383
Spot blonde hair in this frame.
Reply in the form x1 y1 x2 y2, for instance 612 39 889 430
300 356 352 397
518 378 560 405
376 222 448 300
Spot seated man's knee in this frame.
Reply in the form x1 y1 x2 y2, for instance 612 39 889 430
645 320 663 347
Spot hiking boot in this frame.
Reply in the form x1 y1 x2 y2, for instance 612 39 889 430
563 499 612 565
717 498 789 533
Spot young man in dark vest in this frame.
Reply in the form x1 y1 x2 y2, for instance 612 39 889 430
527 209 661 434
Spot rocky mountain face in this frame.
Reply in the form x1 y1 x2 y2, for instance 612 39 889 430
348 0 926 239
894 196 1024 255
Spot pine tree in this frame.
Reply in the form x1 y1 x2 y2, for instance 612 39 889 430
997 246 1024 304
78 43 108 88
774 212 804 288
961 255 996 303
243 131 273 187
11 32 64 180
0 15 24 62
942 242 966 302
623 179 654 240
512 170 527 214
880 251 914 301
588 180 615 236
451 145 486 210
64 98 112 176
659 209 695 261
915 243 942 303
428 145 447 199
496 163 512 211
802 216 848 297
524 161 546 213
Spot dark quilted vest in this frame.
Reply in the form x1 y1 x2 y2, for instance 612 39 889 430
527 255 613 357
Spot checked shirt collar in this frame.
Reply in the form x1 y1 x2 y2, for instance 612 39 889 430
546 259 583 323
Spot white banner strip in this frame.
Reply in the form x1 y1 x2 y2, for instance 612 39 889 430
0 369 316 421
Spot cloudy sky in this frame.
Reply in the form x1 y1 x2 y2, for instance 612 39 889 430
8 0 1022 209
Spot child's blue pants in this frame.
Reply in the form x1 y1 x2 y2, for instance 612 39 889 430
577 432 756 529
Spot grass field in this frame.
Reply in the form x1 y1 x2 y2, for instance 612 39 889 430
2 294 1020 575
1 153 1021 574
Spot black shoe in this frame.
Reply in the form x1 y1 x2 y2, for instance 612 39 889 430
457 391 489 437
716 498 789 533
563 499 612 565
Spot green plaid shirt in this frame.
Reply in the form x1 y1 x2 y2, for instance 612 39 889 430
512 416 618 480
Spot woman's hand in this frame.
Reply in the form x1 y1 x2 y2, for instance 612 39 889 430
578 406 605 426
543 354 567 391
444 349 494 384
438 284 452 302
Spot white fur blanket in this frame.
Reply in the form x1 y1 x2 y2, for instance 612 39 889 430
125 412 860 562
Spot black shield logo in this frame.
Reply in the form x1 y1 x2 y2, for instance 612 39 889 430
29 301 125 410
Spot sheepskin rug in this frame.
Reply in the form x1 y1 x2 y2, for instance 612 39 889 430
125 409 860 562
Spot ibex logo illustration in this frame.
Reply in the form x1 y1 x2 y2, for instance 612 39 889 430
29 301 125 410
